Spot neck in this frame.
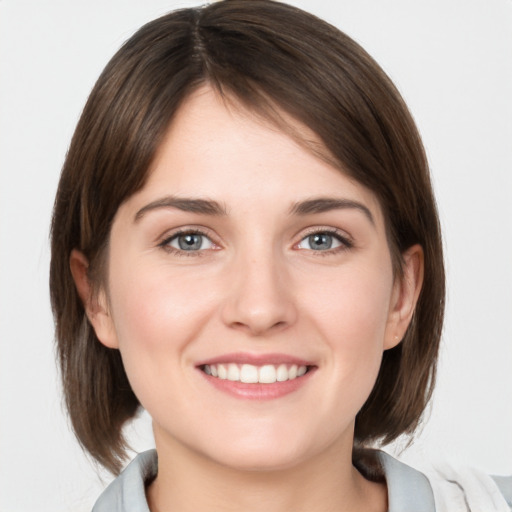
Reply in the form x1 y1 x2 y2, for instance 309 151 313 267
146 434 387 512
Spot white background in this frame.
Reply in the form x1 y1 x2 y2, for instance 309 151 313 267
1 1 511 510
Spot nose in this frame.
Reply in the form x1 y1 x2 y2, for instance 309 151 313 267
220 249 298 336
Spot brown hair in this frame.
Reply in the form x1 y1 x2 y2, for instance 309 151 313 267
50 0 444 474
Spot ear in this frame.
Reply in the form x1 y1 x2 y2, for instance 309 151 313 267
69 249 119 349
384 244 424 350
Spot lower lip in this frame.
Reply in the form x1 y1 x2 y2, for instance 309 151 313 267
199 369 315 400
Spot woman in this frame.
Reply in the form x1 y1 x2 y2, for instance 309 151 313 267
49 1 511 510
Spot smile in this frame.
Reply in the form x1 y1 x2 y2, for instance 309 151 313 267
197 353 316 400
202 363 309 384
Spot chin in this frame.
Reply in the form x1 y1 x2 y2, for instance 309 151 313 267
197 421 337 473
207 443 311 473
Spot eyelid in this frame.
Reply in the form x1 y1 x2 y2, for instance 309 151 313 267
157 226 221 254
155 225 353 255
294 226 354 251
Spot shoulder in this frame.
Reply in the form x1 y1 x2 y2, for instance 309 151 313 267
425 464 512 512
376 450 512 512
494 475 512 509
91 449 157 512
375 450 436 512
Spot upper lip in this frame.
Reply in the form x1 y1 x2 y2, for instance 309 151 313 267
196 352 315 367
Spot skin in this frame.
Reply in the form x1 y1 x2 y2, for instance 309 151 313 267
71 86 423 512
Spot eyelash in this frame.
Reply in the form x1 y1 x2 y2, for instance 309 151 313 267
158 228 217 257
158 227 354 257
296 228 354 256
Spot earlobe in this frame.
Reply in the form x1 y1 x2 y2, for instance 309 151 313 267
69 249 119 349
384 244 424 350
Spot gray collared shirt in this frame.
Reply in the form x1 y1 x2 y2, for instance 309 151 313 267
92 449 512 511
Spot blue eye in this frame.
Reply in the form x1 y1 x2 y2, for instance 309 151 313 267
297 231 347 251
167 232 214 251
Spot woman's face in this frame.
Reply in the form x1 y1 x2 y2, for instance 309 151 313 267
88 86 417 471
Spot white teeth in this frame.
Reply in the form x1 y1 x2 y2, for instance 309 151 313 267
240 364 259 383
218 364 227 379
203 363 309 383
227 363 240 381
276 364 288 382
259 364 277 383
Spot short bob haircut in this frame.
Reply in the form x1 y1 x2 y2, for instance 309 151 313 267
50 0 444 475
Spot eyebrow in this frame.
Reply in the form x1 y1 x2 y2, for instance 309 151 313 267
134 195 374 225
134 196 227 222
289 197 375 225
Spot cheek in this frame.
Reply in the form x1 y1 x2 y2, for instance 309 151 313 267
106 261 216 392
109 260 210 343
305 260 393 339
301 262 393 393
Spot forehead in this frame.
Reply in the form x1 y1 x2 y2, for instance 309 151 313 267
121 86 385 226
